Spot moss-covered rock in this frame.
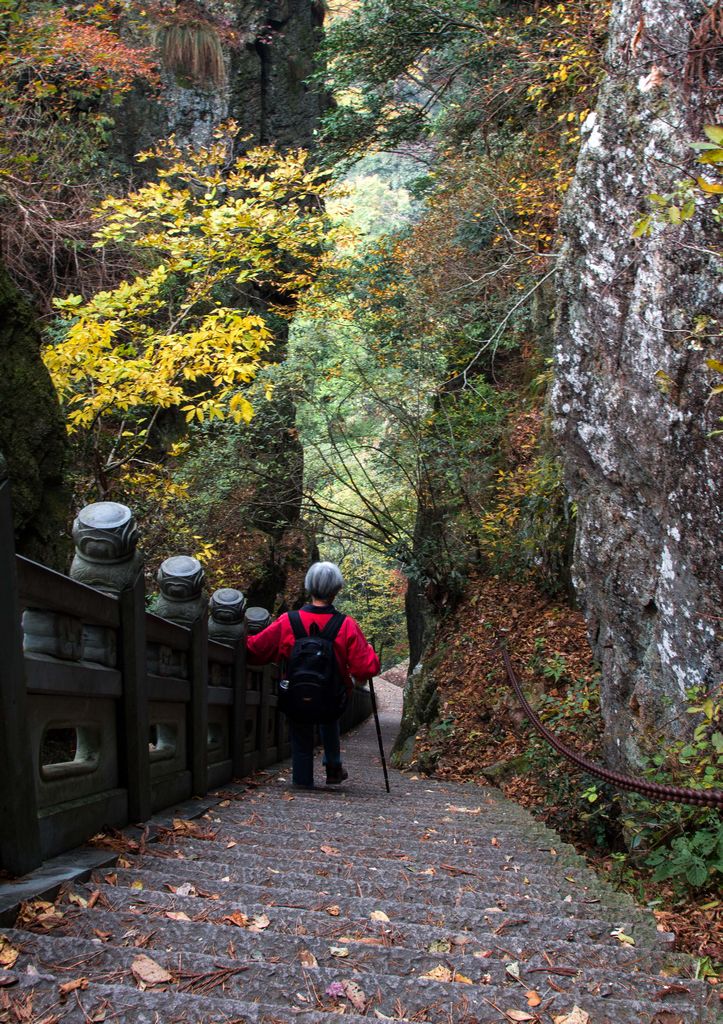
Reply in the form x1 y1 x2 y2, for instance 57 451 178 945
0 268 69 566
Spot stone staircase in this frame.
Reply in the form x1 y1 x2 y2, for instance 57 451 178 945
1 681 719 1023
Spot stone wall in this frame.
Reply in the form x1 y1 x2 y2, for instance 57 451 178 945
552 0 722 768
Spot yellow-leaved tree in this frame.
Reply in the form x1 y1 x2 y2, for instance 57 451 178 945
45 122 336 493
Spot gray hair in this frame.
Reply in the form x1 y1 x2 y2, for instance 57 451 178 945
305 561 344 601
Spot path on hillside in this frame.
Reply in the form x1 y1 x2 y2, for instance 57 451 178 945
0 679 718 1023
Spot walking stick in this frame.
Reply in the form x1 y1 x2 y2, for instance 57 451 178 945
367 641 390 793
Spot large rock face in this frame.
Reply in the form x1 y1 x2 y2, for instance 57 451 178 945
0 267 68 566
552 0 722 768
117 0 327 161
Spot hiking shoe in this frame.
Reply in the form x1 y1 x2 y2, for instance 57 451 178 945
325 765 348 786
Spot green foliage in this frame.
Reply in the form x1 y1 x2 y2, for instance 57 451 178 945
644 823 723 889
622 686 723 896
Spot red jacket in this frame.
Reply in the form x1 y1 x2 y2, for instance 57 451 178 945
246 605 380 694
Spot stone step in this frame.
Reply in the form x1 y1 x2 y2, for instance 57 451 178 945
140 827 617 891
115 849 636 924
0 969 411 1024
83 865 650 950
5 928 708 1024
129 840 661 940
43 897 704 1012
88 856 643 937
65 879 690 976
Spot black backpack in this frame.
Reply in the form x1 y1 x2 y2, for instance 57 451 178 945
280 611 348 724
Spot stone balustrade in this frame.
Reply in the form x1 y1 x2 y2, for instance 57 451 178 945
0 473 372 877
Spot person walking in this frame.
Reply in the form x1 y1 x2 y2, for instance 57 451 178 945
246 561 380 788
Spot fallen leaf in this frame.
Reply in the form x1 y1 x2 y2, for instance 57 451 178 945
553 1009 590 1024
610 928 635 946
446 804 481 814
505 1012 535 1022
370 910 390 922
67 893 88 908
226 841 237 849
330 946 349 958
341 979 367 1011
505 961 521 981
130 880 143 891
104 873 117 886
165 912 191 922
526 990 542 1007
219 800 230 808
338 936 384 946
131 955 172 987
491 837 500 847
325 905 341 916
248 913 270 931
58 978 89 996
421 965 452 982
299 950 318 968
0 937 19 969
172 882 196 897
0 973 18 988
320 845 340 856
473 949 493 959
172 818 207 838
93 929 112 942
428 939 451 953
223 912 250 928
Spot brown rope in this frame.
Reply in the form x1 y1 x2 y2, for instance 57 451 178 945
500 646 723 809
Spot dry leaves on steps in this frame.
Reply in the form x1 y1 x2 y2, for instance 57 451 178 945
341 980 367 1011
0 937 19 969
553 1009 590 1024
370 910 390 922
58 978 89 996
420 965 473 984
168 818 217 840
131 955 172 988
299 950 318 968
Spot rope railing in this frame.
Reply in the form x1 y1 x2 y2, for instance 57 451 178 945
500 645 723 809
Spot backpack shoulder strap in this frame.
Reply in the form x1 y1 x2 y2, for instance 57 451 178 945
288 611 307 640
320 612 346 642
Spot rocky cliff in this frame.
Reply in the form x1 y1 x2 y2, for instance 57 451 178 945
118 0 327 161
552 0 722 768
0 267 68 567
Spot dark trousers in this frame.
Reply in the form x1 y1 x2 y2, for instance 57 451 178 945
290 720 341 787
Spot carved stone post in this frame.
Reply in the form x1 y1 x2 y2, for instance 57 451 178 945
208 588 247 778
156 556 208 796
244 607 275 766
70 501 150 822
244 606 271 635
209 588 246 646
0 454 42 874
